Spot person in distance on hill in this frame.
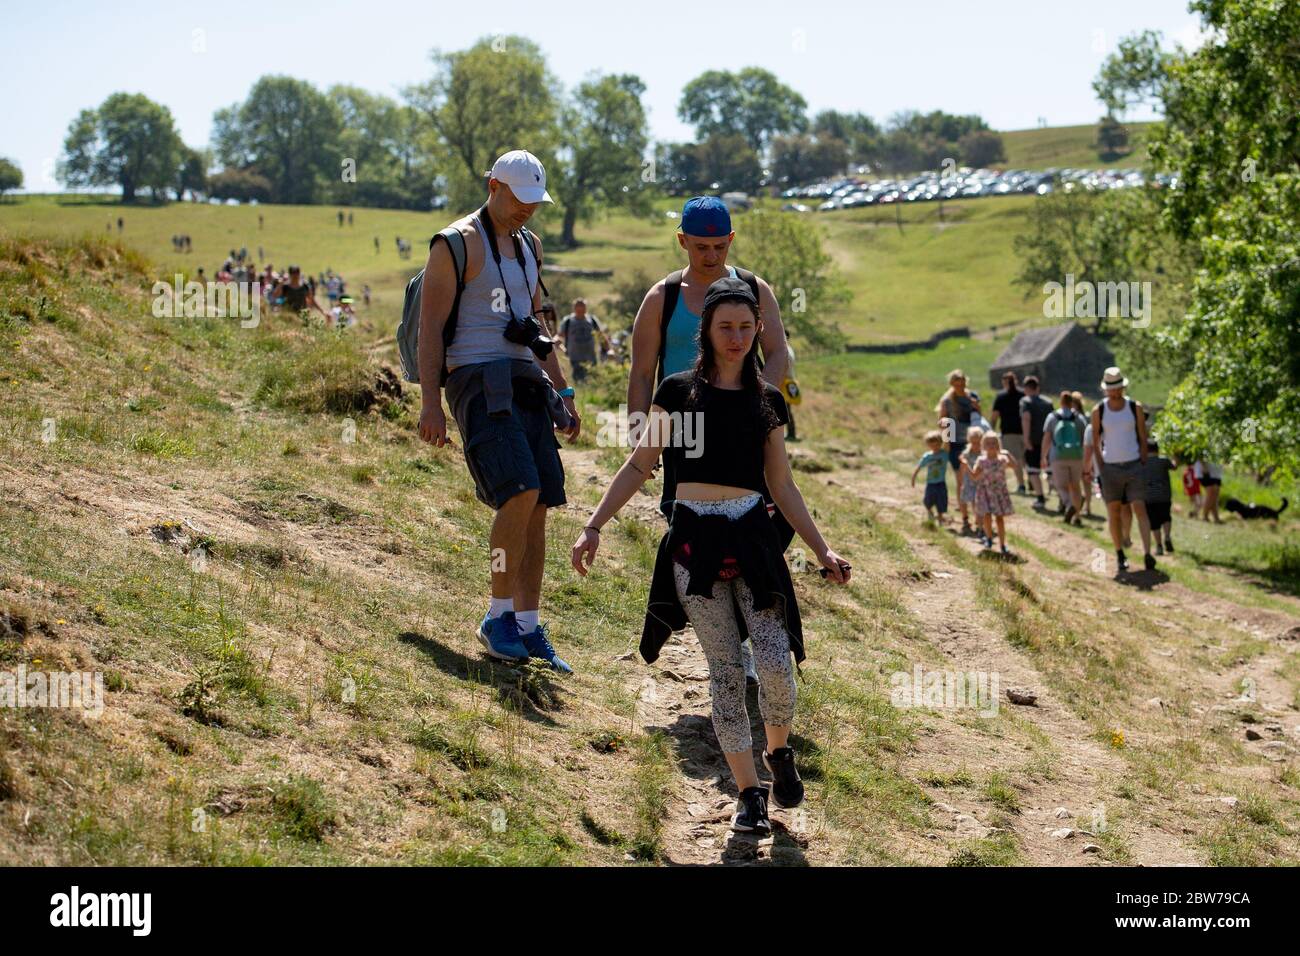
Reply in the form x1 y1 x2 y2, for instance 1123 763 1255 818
991 372 1028 493
416 150 579 673
571 276 850 837
936 370 982 533
1018 375 1053 508
1041 391 1086 525
913 429 951 526
270 265 330 323
1141 440 1176 554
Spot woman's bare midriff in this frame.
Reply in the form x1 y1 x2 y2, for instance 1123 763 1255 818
675 482 759 501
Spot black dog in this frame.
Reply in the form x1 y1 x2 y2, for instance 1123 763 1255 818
1225 497 1289 520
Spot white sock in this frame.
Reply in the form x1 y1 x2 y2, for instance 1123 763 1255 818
488 597 514 619
516 609 539 633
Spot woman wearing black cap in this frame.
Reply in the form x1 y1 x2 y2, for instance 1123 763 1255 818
571 276 850 836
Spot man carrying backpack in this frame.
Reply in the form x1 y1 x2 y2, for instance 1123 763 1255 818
556 298 609 382
1041 390 1085 525
1091 366 1155 574
414 149 579 672
627 196 790 507
626 195 791 683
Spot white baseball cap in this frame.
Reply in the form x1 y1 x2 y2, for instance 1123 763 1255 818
487 149 554 204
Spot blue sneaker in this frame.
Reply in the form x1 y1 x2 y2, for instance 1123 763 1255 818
478 611 528 661
519 623 572 674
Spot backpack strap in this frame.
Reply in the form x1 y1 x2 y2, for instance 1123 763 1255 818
431 227 468 385
657 269 685 385
732 266 760 303
1096 397 1139 437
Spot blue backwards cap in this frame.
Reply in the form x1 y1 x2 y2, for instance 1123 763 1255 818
681 196 732 237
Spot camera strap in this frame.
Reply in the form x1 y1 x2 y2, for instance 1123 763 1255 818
475 205 549 322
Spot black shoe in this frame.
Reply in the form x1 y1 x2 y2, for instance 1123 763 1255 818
732 786 771 834
1144 553 1157 572
1117 550 1128 573
1036 495 1046 508
1165 538 1174 553
1064 504 1076 523
763 747 805 808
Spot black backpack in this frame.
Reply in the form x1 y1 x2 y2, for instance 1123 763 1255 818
656 266 760 384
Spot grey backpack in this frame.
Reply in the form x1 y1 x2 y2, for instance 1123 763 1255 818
396 227 467 385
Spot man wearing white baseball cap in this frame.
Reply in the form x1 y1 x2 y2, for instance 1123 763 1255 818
1090 366 1156 575
488 149 555 204
416 148 579 672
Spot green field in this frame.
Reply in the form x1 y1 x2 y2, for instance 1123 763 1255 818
999 122 1155 170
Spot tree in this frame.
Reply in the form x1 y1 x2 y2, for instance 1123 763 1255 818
57 93 184 202
771 134 849 186
212 76 343 205
957 129 1006 168
678 68 807 154
554 73 652 247
1012 187 1180 336
812 110 882 166
654 135 762 194
207 168 272 203
177 146 210 200
1153 175 1299 473
1092 29 1170 118
1094 115 1131 161
0 157 22 199
405 36 561 212
325 86 439 209
1132 0 1300 473
733 210 848 352
879 110 995 173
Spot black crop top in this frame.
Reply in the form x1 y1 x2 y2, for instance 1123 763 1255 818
651 372 788 495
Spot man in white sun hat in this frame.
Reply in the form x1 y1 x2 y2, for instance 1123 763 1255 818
1089 365 1155 575
416 149 578 672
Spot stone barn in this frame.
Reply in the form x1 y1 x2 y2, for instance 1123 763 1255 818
988 322 1115 396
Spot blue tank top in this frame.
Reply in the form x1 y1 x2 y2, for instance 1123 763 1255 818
661 266 737 379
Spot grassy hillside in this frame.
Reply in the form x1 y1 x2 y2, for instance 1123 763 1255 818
999 122 1155 170
1 232 1297 866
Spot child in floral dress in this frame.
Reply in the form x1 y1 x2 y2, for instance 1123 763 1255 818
965 432 1016 555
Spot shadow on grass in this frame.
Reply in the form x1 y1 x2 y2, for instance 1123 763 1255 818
396 630 563 727
1115 568 1170 591
1178 547 1300 600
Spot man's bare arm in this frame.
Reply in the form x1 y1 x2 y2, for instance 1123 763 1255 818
416 239 456 446
755 278 789 387
628 282 665 418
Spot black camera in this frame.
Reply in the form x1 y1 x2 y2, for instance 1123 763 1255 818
502 314 554 359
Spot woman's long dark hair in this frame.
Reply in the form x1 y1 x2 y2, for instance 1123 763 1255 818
687 298 781 432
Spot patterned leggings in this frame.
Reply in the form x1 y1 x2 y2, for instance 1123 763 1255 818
673 496 797 753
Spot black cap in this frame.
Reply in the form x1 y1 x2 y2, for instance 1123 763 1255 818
703 276 758 314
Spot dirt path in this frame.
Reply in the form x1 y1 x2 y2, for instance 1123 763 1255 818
829 461 1299 863
562 448 821 864
567 447 1299 866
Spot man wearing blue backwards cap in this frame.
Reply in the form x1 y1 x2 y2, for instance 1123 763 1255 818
629 197 789 410
627 195 792 683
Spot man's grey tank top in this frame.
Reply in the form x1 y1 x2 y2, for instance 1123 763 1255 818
446 218 539 369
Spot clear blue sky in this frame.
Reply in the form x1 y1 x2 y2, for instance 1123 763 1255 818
5 0 1205 191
